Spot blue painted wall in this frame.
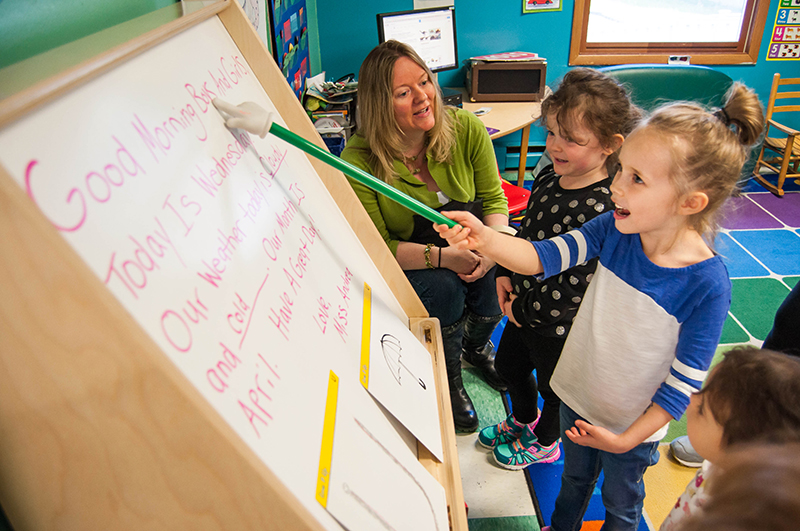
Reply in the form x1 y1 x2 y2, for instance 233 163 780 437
316 1 800 168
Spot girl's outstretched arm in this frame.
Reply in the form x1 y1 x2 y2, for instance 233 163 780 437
434 211 543 276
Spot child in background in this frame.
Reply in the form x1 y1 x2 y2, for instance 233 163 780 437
479 68 641 470
660 346 800 530
763 282 800 358
678 442 800 531
436 83 764 530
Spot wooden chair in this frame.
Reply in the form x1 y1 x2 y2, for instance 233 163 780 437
753 73 800 197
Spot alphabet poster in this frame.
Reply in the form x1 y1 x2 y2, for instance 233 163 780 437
0 15 445 531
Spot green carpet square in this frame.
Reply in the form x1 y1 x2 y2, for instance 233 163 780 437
730 278 791 341
462 367 507 430
468 515 540 531
719 313 749 344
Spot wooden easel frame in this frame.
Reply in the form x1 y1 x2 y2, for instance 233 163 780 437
0 1 466 529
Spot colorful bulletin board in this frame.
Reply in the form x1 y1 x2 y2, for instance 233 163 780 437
767 0 800 60
269 0 309 98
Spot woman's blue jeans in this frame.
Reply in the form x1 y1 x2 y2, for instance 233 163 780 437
404 266 500 327
551 403 660 531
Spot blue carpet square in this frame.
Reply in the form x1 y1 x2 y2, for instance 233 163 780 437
740 175 800 194
526 459 648 530
728 230 800 277
715 232 769 278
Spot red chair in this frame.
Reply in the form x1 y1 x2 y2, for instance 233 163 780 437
501 178 531 223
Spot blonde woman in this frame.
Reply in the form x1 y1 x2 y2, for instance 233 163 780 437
341 40 509 432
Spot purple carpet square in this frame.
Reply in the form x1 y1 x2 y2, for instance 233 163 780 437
749 192 800 228
721 196 782 230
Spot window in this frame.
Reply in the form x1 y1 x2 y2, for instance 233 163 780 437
570 0 770 65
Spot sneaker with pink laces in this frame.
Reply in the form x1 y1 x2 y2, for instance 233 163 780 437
492 426 560 470
477 413 537 449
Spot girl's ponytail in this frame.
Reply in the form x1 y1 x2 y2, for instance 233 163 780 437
717 83 764 148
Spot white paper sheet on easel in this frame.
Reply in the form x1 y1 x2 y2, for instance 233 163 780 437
325 403 448 531
360 285 443 461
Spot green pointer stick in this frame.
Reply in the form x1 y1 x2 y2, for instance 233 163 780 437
267 122 457 228
211 98 457 228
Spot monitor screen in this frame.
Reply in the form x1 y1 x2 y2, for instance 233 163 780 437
377 6 458 73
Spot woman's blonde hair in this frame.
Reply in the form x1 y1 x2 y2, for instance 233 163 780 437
635 83 764 238
355 40 455 182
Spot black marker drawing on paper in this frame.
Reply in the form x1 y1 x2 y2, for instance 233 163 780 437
380 334 426 390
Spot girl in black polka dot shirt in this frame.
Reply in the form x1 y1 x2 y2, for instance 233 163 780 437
478 68 642 469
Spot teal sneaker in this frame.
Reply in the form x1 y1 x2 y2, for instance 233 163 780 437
492 427 560 470
477 413 534 449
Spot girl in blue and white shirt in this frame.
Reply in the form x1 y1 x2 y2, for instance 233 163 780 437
435 83 764 531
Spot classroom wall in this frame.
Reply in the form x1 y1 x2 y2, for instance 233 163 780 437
316 1 799 166
0 0 176 70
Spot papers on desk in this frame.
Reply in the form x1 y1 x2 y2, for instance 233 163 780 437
470 51 545 63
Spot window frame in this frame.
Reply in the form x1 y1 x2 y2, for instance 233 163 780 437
569 0 771 66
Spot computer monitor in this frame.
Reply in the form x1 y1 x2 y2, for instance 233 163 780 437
376 6 458 74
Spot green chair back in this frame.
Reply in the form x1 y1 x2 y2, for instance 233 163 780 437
598 64 733 111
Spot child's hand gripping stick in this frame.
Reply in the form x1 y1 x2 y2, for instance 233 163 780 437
211 98 457 228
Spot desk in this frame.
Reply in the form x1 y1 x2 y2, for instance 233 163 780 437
453 89 542 187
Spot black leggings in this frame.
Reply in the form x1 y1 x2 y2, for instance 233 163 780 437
495 324 565 447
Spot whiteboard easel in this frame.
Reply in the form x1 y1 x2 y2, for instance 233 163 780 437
0 1 466 529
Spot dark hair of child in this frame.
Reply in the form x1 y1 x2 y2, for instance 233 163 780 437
696 345 800 448
540 67 643 175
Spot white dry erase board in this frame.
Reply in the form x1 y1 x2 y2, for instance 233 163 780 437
0 2 467 530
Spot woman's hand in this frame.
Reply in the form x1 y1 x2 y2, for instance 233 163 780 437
458 253 496 282
440 246 481 276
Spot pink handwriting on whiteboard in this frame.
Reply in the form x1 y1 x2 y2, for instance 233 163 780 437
239 352 281 438
235 270 271 350
23 137 146 232
208 55 250 100
227 291 252 337
267 217 322 341
131 107 208 168
195 183 267 289
189 133 254 197
162 193 202 237
206 342 243 393
160 286 209 352
104 217 184 299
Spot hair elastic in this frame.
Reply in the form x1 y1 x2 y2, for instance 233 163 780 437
713 107 731 126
